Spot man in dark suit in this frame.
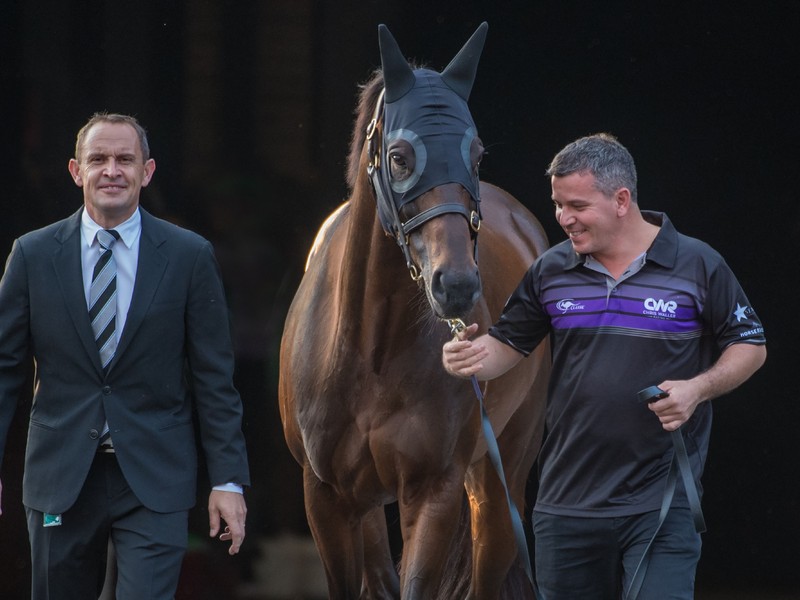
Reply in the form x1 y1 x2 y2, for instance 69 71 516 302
0 113 250 599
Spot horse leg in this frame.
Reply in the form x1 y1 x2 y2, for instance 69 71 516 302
464 456 519 600
302 463 365 599
465 370 548 599
361 505 400 599
396 474 466 599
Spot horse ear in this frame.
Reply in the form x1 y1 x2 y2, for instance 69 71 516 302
441 21 488 101
378 24 416 103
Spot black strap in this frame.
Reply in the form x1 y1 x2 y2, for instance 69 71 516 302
401 203 472 235
469 375 542 599
625 429 706 600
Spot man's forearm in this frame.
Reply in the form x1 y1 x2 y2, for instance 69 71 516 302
690 343 767 403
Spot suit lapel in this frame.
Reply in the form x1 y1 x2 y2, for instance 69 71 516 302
110 209 168 366
52 209 106 376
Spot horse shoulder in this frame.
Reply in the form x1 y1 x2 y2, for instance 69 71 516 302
280 202 355 467
305 201 351 271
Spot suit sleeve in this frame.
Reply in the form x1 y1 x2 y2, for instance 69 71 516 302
0 240 32 468
184 240 251 488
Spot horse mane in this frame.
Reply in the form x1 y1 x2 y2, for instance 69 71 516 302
345 63 425 193
346 69 383 193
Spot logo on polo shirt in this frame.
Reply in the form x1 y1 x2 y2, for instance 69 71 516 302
733 303 751 323
643 297 677 318
556 299 585 314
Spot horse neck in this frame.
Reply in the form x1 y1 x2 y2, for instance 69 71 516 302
336 176 416 345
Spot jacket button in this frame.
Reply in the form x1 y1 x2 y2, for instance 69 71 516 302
102 386 111 395
89 429 99 439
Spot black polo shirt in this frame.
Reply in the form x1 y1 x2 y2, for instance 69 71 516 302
489 211 766 516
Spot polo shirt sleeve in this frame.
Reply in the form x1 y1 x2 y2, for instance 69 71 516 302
703 256 766 350
488 262 551 356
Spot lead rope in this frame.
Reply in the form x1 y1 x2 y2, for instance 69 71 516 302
624 428 706 600
447 318 542 600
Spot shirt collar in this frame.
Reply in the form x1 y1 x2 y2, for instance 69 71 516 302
640 211 678 269
81 208 141 249
561 210 678 271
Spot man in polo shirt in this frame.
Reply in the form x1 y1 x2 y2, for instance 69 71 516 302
442 133 766 599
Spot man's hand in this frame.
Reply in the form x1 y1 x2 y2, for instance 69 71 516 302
648 343 767 431
646 380 700 432
208 490 247 555
442 322 488 377
442 323 523 381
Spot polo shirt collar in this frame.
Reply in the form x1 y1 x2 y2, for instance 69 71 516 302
560 210 679 270
641 211 678 269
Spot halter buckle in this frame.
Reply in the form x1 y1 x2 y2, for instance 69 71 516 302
470 210 481 233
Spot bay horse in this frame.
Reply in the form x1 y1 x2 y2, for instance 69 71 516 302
278 23 550 599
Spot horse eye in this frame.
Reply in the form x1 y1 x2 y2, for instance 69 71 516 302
388 140 416 182
471 137 485 170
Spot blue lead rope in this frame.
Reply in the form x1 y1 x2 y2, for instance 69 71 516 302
448 318 541 599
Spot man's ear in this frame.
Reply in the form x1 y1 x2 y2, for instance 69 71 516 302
68 159 83 187
141 159 156 187
615 187 632 216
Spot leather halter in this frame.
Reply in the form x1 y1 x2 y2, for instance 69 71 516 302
366 88 481 281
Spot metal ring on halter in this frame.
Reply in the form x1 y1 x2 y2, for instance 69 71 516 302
408 263 422 281
447 317 467 337
470 210 481 233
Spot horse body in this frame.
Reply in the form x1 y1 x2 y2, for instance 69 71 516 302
279 23 550 599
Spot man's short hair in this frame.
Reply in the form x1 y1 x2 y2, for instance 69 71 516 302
74 112 150 163
546 133 638 202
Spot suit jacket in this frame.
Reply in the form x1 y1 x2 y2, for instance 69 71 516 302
0 207 250 514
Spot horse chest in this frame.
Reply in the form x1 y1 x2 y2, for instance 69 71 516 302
298 372 474 492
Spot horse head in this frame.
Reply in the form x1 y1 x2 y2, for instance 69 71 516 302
366 23 489 320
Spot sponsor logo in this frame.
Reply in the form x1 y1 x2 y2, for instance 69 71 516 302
739 327 764 338
556 299 585 314
643 297 677 319
644 297 677 314
733 303 751 323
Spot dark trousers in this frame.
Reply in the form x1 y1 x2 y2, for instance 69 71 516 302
26 452 189 600
533 508 702 600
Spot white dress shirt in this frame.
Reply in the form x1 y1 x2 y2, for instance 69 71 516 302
80 208 242 495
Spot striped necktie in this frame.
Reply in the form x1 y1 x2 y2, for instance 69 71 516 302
89 229 121 369
90 229 120 451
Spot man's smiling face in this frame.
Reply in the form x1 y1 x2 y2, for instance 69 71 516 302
68 121 155 228
552 171 624 259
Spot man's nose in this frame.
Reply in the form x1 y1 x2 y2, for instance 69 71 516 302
102 159 120 175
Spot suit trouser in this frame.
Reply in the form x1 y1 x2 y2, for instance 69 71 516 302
533 508 702 600
26 452 189 600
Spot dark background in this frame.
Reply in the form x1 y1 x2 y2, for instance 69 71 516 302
1 1 797 598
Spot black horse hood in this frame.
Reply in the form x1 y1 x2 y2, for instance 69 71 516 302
376 23 488 212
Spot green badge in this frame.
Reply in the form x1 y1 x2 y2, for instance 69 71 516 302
43 513 62 527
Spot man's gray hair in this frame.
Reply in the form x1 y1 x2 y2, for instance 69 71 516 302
546 133 638 202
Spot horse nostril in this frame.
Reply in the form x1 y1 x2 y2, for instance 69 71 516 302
431 270 446 297
431 269 481 316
